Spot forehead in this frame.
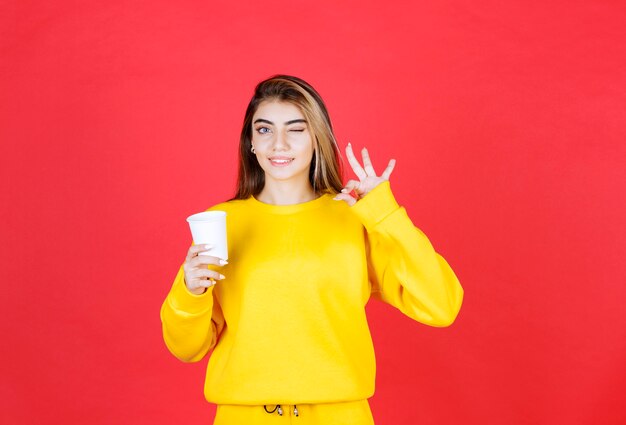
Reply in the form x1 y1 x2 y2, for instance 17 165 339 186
253 100 305 122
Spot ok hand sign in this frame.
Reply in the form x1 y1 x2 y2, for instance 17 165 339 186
333 143 396 206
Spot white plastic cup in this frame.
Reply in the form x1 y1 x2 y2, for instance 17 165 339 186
186 211 228 260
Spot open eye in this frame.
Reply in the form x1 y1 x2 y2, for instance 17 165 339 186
256 127 271 134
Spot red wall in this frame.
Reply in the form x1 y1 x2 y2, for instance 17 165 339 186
1 1 625 424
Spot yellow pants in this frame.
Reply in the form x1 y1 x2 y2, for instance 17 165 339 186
213 399 375 425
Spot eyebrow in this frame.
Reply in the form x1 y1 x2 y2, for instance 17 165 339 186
253 118 307 125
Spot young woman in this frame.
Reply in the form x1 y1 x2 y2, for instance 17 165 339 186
160 75 464 424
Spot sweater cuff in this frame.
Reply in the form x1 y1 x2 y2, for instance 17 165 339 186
168 264 214 314
350 181 400 229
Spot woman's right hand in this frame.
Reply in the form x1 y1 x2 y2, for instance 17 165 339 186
183 244 227 295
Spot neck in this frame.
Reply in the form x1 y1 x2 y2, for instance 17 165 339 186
257 178 318 205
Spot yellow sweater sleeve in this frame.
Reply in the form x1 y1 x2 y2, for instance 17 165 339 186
160 264 226 362
351 181 464 327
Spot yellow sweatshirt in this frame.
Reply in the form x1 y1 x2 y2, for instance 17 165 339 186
160 181 463 405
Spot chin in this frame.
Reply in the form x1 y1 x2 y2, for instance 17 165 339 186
262 166 310 183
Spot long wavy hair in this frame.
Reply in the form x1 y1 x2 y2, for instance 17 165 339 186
232 75 344 200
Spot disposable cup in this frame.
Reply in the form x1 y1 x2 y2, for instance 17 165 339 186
186 211 228 260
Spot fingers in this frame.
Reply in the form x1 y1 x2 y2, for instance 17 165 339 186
183 264 225 294
345 143 367 180
381 158 396 180
183 262 225 280
335 179 360 206
341 179 361 195
360 147 377 176
186 243 213 262
184 243 228 294
189 268 225 282
185 275 217 295
333 193 357 206
188 254 228 268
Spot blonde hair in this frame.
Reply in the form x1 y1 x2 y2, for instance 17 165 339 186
232 75 344 199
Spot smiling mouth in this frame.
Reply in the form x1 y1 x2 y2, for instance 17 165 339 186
269 157 294 166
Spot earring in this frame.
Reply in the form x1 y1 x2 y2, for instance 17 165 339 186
251 145 256 154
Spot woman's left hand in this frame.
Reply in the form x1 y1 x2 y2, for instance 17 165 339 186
333 143 396 206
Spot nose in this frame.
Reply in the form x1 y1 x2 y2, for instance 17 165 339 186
272 130 289 151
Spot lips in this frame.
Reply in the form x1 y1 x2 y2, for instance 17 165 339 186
268 156 294 166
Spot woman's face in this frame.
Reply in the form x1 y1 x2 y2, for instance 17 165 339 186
251 100 315 186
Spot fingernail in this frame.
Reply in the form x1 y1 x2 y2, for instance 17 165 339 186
219 274 226 280
204 244 213 250
348 142 351 147
341 188 348 193
219 259 228 265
